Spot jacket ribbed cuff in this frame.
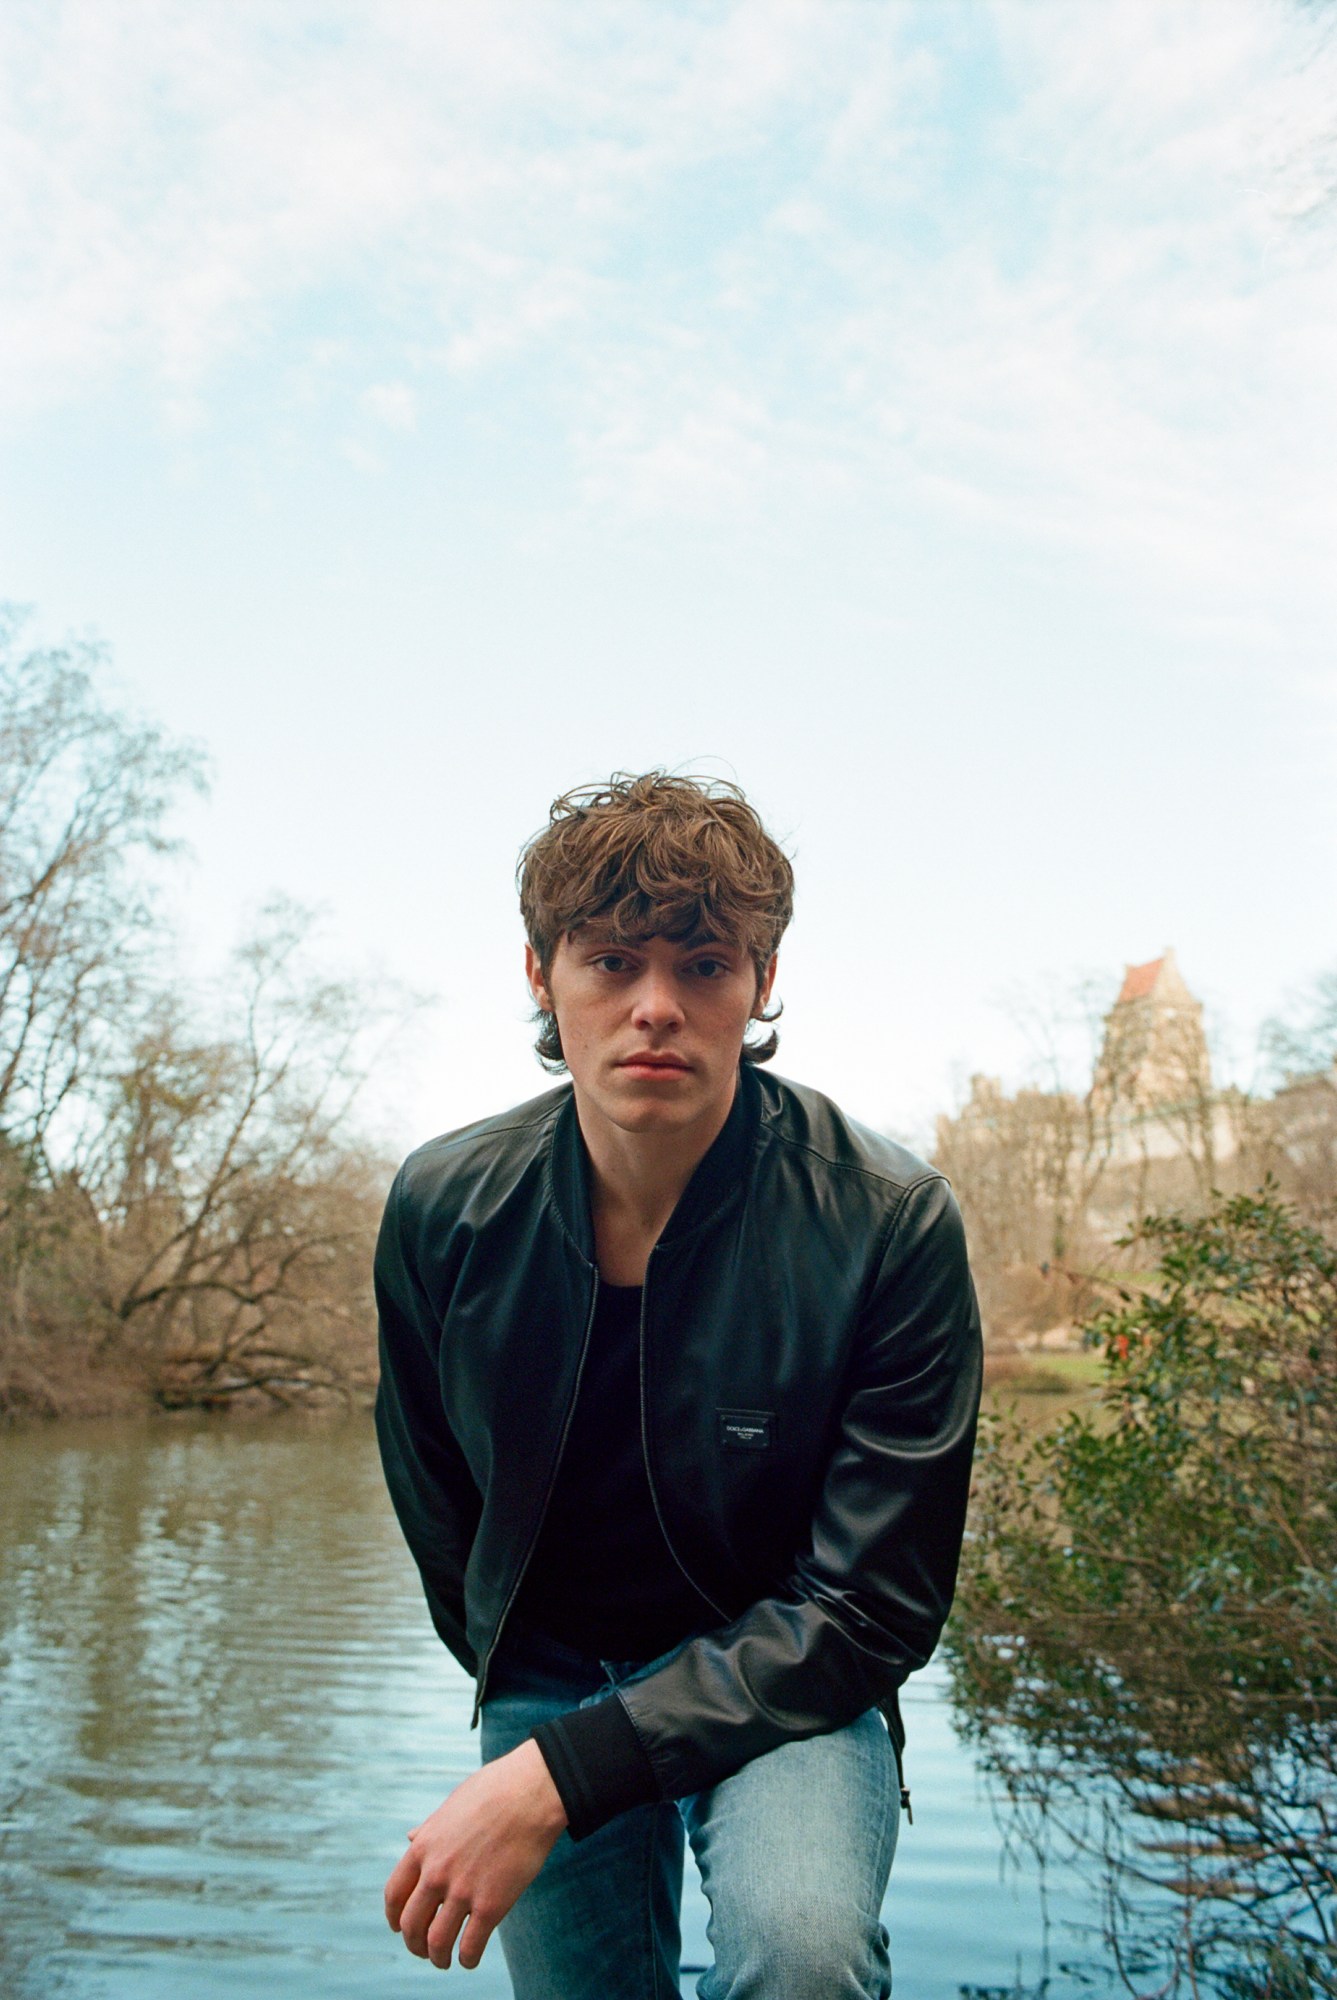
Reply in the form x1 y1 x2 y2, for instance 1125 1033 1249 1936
531 1691 660 1841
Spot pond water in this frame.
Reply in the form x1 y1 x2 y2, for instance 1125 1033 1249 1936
1 1412 1121 1999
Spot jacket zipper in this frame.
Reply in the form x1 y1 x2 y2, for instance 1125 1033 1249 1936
470 1268 602 1725
638 1247 730 1623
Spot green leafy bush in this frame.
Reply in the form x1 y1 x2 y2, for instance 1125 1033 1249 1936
948 1187 1337 1995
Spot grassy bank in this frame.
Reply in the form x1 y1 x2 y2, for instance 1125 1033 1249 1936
982 1349 1104 1399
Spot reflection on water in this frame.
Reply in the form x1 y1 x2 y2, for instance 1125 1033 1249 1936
2 1415 1111 1998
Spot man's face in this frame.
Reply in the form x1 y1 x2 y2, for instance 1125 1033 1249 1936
526 926 777 1141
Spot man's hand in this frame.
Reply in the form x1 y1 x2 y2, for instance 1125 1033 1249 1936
384 1739 568 1971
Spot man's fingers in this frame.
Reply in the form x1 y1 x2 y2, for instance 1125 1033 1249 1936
398 1874 449 1959
457 1906 499 1971
427 1894 469 1971
383 1845 422 1932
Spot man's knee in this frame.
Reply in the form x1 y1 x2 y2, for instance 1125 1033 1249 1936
704 1893 892 2000
691 1716 899 1998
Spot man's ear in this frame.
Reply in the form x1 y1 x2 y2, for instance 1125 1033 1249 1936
525 942 552 1013
753 953 778 1016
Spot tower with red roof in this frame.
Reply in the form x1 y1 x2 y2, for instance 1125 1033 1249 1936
1090 947 1213 1141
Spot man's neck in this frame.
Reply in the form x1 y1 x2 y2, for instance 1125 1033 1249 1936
575 1075 738 1278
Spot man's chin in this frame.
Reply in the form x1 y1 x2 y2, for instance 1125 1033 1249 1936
610 1097 699 1130
603 1080 710 1130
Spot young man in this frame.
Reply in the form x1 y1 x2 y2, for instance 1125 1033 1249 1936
374 772 982 1998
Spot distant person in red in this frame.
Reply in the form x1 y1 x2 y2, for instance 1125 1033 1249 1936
374 770 982 1996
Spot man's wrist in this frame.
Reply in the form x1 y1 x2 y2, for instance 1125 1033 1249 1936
512 1736 569 1834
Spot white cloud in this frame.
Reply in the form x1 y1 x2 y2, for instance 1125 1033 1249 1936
1 0 1335 661
578 376 774 515
361 380 416 431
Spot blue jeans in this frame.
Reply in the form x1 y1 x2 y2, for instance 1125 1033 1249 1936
480 1618 899 1999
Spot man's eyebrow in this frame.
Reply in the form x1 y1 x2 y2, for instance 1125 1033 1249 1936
567 927 640 956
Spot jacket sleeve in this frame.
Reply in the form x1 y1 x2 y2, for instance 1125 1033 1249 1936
535 1172 983 1837
373 1163 482 1677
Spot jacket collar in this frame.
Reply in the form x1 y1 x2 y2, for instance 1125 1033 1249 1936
550 1061 762 1265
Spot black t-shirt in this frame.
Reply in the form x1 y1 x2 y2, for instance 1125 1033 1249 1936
510 1279 719 1661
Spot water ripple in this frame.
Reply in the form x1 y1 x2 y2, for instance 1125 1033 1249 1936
1 1413 1108 1998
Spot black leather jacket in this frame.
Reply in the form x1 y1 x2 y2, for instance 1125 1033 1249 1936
374 1061 982 1835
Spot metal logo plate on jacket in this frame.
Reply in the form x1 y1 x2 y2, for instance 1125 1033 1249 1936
718 1409 776 1451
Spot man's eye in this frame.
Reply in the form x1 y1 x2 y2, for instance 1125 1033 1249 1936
693 959 727 978
594 954 629 972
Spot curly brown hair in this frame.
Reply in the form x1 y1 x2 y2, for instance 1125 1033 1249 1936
517 770 794 1072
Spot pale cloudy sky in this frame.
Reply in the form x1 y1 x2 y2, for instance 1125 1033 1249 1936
3 0 1334 1152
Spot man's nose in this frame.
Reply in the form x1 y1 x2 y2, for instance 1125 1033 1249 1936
630 969 684 1030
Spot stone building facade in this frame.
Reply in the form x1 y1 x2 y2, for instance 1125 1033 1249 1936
1090 948 1235 1169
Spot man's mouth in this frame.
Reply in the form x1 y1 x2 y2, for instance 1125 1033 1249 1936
619 1053 690 1071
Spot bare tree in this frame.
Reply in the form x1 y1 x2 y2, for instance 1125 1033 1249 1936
83 897 415 1408
933 973 1123 1344
1254 968 1337 1221
0 607 206 1183
0 607 428 1419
